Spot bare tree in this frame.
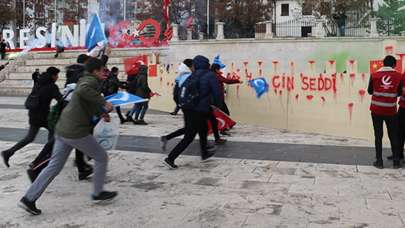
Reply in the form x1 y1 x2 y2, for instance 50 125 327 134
0 0 15 30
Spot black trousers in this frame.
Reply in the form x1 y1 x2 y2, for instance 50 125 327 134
219 101 230 116
115 106 125 121
31 137 89 173
398 108 405 158
209 111 220 141
165 128 186 141
5 124 53 156
173 105 180 114
371 114 400 162
168 110 209 162
0 51 5 60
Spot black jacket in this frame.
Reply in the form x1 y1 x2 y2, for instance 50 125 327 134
192 56 221 113
127 66 151 98
28 73 63 127
64 55 109 86
65 64 85 86
101 72 126 96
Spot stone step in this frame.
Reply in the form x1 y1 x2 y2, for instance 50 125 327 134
15 64 126 73
31 47 169 60
25 57 125 66
0 87 31 96
8 71 128 80
0 79 66 88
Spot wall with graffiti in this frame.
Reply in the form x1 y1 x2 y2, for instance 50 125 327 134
137 37 405 140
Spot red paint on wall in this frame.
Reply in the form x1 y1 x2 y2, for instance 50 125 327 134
361 73 366 81
349 73 356 83
348 103 354 121
358 89 366 102
328 60 335 65
306 95 314 101
340 73 344 81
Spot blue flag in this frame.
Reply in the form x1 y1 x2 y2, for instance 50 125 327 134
86 14 107 52
249 77 269 98
106 92 149 107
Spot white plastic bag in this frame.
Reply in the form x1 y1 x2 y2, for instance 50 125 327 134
94 115 120 151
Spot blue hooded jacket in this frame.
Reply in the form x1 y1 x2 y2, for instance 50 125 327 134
192 55 221 113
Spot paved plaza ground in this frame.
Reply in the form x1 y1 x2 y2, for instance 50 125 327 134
1 97 405 228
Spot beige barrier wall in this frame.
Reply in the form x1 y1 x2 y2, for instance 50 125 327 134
142 37 405 140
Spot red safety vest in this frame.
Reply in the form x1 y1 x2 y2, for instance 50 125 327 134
370 67 402 115
399 73 405 109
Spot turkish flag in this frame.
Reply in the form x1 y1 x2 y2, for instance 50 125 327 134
207 106 236 135
124 55 148 75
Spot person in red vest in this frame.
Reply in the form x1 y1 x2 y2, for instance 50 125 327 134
396 70 405 161
368 55 402 169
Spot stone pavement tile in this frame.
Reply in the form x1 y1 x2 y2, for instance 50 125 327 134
337 198 404 228
366 198 404 217
241 213 285 228
225 159 274 183
179 192 251 228
269 174 315 185
288 182 338 197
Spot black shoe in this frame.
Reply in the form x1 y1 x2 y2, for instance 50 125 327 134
161 136 168 152
215 138 227 145
18 197 41 215
119 118 126 124
92 191 118 202
27 168 38 183
126 116 134 122
387 155 404 160
134 119 148 125
393 161 402 169
220 130 231 136
206 145 216 153
373 161 384 169
163 158 178 169
170 112 178 116
202 152 215 162
78 165 93 181
1 150 12 168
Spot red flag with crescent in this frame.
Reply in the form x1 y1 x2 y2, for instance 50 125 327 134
207 106 236 134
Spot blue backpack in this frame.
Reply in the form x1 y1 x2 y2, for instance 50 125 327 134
178 73 200 110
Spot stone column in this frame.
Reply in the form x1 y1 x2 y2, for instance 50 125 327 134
171 23 179 41
216 22 225 40
199 32 204 41
314 18 326 38
265 20 273 39
370 17 379 38
187 28 193 40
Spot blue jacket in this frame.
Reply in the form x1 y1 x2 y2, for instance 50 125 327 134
192 55 221 113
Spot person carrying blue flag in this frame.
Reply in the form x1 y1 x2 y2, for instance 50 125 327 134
19 58 118 216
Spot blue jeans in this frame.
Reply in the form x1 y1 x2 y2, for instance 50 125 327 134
129 101 149 120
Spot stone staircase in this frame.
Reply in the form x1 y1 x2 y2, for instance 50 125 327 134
0 47 169 96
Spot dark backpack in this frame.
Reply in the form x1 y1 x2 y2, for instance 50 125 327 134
24 85 40 110
177 73 200 110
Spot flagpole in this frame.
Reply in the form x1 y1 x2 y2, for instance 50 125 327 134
207 0 210 38
123 0 127 20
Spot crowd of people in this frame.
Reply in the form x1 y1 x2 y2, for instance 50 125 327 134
3 45 404 216
0 47 243 215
